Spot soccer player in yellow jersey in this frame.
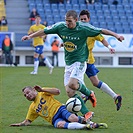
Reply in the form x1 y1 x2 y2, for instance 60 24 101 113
28 15 53 74
79 10 122 111
10 85 108 130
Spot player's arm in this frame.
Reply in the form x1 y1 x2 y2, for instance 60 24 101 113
21 30 45 41
28 31 34 35
10 119 31 127
34 85 60 95
101 39 115 54
101 29 124 42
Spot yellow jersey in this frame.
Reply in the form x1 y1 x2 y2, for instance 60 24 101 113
28 24 45 47
26 87 62 124
87 34 104 64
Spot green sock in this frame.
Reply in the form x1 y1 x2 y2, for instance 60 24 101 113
78 81 91 96
73 94 89 115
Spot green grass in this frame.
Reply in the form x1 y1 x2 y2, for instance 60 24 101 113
0 67 132 133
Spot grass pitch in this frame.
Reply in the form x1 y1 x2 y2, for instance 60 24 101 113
0 67 132 133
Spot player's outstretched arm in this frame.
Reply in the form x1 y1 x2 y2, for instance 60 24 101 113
21 30 45 41
102 39 115 54
101 29 124 42
10 119 31 127
34 85 61 95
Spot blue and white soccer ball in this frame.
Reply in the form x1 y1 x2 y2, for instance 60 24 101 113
66 98 82 113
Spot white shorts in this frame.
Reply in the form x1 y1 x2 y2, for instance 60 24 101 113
64 62 87 86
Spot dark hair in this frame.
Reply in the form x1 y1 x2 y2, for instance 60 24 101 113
79 10 90 19
22 86 32 92
66 10 78 19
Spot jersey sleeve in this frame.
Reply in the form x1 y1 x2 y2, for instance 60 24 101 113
42 87 55 96
81 22 102 37
44 22 63 34
26 103 39 122
86 25 102 37
95 34 104 41
28 26 33 35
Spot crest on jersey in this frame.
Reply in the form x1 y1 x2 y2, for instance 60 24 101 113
64 42 77 52
46 25 52 30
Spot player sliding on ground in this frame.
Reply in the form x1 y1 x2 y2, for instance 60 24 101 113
10 85 107 130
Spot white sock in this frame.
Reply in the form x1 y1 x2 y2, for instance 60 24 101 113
34 60 39 72
100 82 117 99
67 122 86 129
44 58 53 68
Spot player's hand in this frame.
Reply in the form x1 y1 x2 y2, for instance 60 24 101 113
109 48 115 54
10 123 22 126
21 36 31 41
117 36 124 42
10 120 31 126
34 85 42 92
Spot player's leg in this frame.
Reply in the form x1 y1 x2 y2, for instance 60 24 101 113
96 78 122 111
53 108 89 129
64 63 95 121
53 106 86 129
41 54 54 74
30 52 39 74
65 112 107 129
86 63 122 110
65 85 91 116
90 75 118 99
67 62 91 95
37 45 53 74
68 62 97 107
55 119 88 129
31 46 44 74
54 115 107 129
65 70 91 116
53 106 107 129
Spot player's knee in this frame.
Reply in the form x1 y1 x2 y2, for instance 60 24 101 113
34 53 39 58
68 82 77 90
91 80 99 87
56 121 66 128
92 82 98 87
68 79 79 90
68 114 78 122
66 88 76 97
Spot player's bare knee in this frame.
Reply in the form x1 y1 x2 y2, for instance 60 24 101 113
68 83 77 90
68 114 78 122
68 78 79 90
66 87 76 97
92 82 98 87
57 121 66 128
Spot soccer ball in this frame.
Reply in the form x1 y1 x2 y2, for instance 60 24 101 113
66 98 82 113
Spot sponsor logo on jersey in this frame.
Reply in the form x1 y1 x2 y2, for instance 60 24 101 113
36 98 46 113
61 35 80 40
64 42 77 52
34 97 48 117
